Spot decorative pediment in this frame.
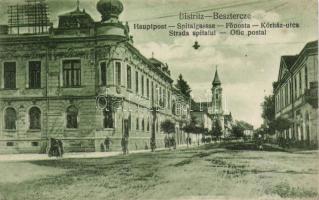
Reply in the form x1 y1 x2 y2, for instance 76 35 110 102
53 48 88 59
277 58 287 82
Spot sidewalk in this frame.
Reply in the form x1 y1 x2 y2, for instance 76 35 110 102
0 149 148 162
0 144 199 162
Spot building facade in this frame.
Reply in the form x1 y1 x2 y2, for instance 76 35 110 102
0 0 189 154
274 40 318 147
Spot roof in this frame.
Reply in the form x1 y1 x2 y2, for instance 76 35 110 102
304 40 318 49
149 57 171 75
212 69 221 86
60 7 92 18
149 57 163 65
58 7 94 29
281 55 298 70
275 40 318 91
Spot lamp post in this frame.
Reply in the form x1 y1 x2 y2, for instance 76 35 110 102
150 106 158 152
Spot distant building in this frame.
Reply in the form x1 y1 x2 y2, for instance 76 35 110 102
274 40 318 147
191 69 233 137
191 101 212 131
237 121 254 138
0 0 189 153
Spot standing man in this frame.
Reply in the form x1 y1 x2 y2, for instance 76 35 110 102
104 137 111 152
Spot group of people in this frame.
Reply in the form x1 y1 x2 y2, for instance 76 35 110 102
46 135 181 157
47 138 64 157
164 136 176 149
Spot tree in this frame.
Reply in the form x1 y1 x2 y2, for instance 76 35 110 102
232 120 253 139
231 123 245 138
175 74 191 98
270 117 292 132
212 119 223 140
160 119 175 135
261 94 276 135
261 94 292 136
261 95 275 124
160 119 175 148
194 125 205 146
183 116 197 147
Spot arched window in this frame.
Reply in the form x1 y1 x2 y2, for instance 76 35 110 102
136 118 139 130
29 107 41 130
147 118 150 131
4 107 17 130
142 118 145 131
305 112 310 143
66 106 78 128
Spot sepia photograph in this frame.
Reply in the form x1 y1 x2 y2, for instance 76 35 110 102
0 0 318 199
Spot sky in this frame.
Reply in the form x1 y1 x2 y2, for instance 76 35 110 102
0 0 317 127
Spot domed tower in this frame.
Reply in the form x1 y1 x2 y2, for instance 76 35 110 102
96 0 130 39
97 0 124 23
211 68 223 116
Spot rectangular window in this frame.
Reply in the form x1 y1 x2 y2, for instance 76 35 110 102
305 65 308 89
285 84 288 106
163 88 166 107
29 61 41 88
4 62 16 89
127 65 132 89
159 87 162 106
294 76 297 99
63 60 81 87
298 72 302 94
146 78 149 98
288 81 290 104
151 81 154 104
115 62 121 85
280 88 284 109
289 80 293 102
155 84 159 105
176 103 181 115
135 71 139 93
100 62 107 86
275 95 277 112
167 91 171 109
141 75 144 96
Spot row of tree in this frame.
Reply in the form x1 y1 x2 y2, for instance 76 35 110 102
259 91 292 136
167 73 253 143
160 116 254 147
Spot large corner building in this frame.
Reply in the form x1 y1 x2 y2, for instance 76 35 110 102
0 0 190 153
274 40 318 147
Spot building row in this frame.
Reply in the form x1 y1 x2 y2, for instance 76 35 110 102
0 0 190 154
274 40 318 146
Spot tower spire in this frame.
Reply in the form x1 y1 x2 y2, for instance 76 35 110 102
212 66 221 86
76 0 80 11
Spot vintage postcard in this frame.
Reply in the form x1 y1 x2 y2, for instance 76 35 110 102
0 0 318 200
